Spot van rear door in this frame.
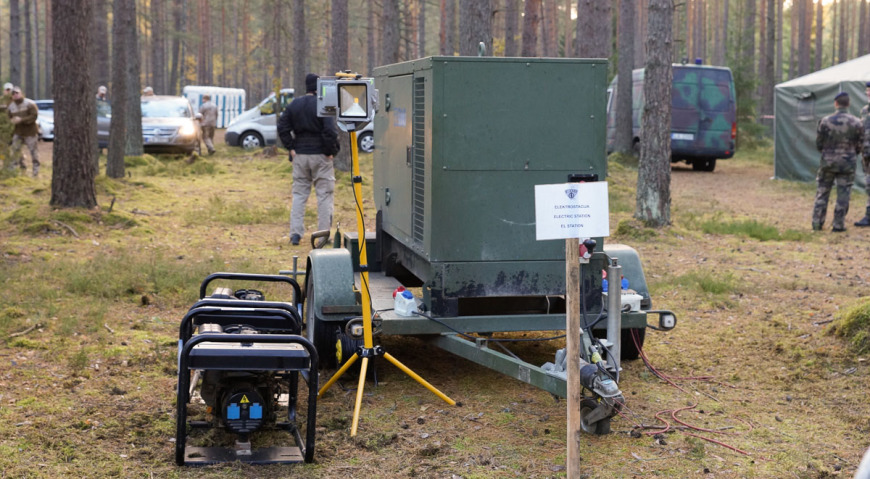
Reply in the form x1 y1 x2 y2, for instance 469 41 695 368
670 66 702 151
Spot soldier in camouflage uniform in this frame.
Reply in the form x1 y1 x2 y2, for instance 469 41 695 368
854 82 870 227
812 91 865 232
0 83 13 170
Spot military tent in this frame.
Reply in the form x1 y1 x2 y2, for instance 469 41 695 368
774 54 870 187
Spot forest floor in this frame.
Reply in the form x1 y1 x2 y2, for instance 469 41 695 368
0 135 868 478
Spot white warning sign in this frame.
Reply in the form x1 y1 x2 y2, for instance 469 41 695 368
534 181 610 240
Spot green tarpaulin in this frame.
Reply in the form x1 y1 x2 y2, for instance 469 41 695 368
774 54 870 190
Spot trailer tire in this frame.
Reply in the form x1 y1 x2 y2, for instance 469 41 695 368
620 327 646 360
305 266 339 368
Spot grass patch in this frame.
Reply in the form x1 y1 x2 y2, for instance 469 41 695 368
184 194 289 225
828 299 870 354
682 212 809 242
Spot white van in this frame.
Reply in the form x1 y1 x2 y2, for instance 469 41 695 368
225 88 374 152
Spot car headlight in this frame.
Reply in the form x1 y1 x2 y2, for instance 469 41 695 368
178 122 196 137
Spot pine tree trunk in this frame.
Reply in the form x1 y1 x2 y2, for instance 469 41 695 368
815 0 823 70
762 0 775 119
24 0 33 95
151 0 166 94
838 0 846 62
574 0 611 58
292 0 307 94
636 0 673 227
615 0 635 154
563 0 574 57
10 0 21 86
635 0 647 67
521 0 540 57
504 0 518 56
798 0 810 75
543 0 557 56
50 0 97 209
418 0 426 57
169 0 185 93
383 0 400 63
367 2 376 73
331 0 352 172
44 0 52 97
776 0 783 82
459 0 492 56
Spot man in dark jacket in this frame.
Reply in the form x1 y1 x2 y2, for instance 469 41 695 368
278 73 340 245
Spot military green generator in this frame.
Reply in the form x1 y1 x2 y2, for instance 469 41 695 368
371 56 609 317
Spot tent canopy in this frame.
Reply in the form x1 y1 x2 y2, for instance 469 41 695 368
774 54 870 188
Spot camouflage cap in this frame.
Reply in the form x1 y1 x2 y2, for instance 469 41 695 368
3 82 12 91
835 91 849 100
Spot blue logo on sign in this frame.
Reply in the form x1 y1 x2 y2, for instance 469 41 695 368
565 188 578 199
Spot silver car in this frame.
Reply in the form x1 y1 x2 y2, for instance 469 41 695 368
34 98 111 148
141 95 202 154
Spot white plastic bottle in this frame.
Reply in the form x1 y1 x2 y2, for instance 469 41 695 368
394 290 417 316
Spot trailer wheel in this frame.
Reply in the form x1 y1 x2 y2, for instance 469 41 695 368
305 267 338 368
580 398 612 435
620 327 646 360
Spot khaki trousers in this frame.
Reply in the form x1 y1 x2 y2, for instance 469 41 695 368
290 154 335 238
10 134 39 171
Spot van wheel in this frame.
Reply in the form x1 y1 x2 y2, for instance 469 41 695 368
692 159 716 172
357 131 375 153
240 131 264 150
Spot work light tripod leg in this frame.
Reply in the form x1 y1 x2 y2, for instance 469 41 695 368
383 352 456 406
350 356 370 436
318 352 360 397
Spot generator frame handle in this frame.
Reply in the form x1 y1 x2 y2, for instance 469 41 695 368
179 307 302 342
198 272 302 306
175 333 319 465
187 299 303 330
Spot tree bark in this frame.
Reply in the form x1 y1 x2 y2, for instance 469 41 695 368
615 0 635 154
107 0 142 179
10 0 21 86
798 0 810 75
168 0 185 94
504 0 518 56
383 0 400 63
24 0 33 95
635 0 672 227
44 0 53 98
574 0 611 58
521 0 540 57
815 0 823 71
151 0 166 94
367 1 376 73
50 0 96 209
838 0 846 63
293 0 307 95
761 0 775 119
459 0 492 56
331 0 352 172
92 0 109 90
776 0 783 82
418 0 427 57
543 0 557 56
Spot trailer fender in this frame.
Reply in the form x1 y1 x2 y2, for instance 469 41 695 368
603 243 651 309
305 249 358 324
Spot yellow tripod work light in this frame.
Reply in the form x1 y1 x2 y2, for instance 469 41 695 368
314 72 455 437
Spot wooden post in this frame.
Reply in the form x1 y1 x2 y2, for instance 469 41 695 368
565 237 582 478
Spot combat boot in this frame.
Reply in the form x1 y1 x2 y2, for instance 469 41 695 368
856 216 870 227
32 165 39 178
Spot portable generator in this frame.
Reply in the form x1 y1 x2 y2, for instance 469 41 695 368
175 273 318 465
